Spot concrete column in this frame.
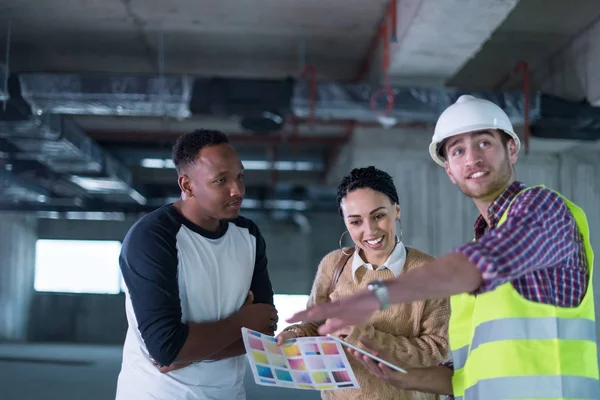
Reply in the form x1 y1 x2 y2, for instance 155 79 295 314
0 213 37 341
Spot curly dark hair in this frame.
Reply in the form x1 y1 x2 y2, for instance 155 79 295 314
336 166 399 216
172 129 230 173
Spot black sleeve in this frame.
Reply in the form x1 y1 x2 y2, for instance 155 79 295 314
245 219 274 305
119 211 188 366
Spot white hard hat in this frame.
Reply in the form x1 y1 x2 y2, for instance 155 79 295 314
429 95 521 166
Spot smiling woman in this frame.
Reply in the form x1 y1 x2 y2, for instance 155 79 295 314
277 166 450 400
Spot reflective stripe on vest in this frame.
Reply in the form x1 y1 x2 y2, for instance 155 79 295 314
464 375 600 400
451 317 597 375
470 317 597 352
451 345 469 370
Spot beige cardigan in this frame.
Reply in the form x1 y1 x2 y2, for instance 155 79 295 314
284 247 450 400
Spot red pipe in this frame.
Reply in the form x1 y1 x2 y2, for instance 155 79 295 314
370 13 395 116
513 61 530 154
355 0 397 82
389 0 397 40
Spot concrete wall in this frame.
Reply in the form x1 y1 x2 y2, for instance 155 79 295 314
30 211 344 344
330 128 600 254
531 16 600 104
28 293 128 344
0 214 37 342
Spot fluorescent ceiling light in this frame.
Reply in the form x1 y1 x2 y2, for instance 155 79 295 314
70 176 129 192
65 212 126 221
141 158 175 169
35 211 126 221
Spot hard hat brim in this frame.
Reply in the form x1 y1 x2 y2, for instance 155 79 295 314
429 128 521 167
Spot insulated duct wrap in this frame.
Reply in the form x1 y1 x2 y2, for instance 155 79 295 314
0 169 50 202
66 153 146 205
0 114 104 174
18 73 192 119
291 81 541 125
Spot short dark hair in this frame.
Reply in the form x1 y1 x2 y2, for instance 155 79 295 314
438 129 513 160
172 129 229 173
336 166 399 217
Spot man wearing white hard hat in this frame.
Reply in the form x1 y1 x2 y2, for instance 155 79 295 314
287 95 599 399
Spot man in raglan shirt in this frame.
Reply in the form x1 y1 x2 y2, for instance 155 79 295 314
115 129 278 400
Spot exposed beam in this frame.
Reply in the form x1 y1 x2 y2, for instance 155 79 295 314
381 0 519 85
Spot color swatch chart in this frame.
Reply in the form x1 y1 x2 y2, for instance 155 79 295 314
242 328 360 391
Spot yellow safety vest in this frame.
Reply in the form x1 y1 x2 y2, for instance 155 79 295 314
449 186 599 399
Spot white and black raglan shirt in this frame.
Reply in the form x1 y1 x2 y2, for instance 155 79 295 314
115 204 274 400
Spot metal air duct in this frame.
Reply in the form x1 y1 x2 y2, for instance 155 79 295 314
0 112 146 205
291 80 538 125
0 113 104 174
18 73 192 119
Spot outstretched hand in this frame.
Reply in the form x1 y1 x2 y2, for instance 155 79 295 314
286 289 380 335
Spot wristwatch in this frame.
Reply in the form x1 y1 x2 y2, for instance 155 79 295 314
367 279 390 310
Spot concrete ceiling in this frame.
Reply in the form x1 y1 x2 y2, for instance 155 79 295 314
0 0 389 80
2 0 600 213
448 0 600 89
2 0 599 89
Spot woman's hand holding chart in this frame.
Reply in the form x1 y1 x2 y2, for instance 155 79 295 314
327 335 421 389
325 334 407 374
328 335 455 395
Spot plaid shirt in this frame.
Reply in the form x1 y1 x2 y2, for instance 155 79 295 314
441 181 589 397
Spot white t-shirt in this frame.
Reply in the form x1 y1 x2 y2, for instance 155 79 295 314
115 204 274 400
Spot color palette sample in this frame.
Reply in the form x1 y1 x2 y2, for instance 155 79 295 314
242 328 360 391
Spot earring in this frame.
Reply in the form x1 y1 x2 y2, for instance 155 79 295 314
339 231 353 256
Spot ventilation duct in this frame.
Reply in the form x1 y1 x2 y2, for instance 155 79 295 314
291 80 537 125
0 112 146 205
0 113 104 174
10 73 600 143
189 77 294 133
68 153 147 205
529 94 600 141
18 73 192 119
292 81 600 141
0 168 50 203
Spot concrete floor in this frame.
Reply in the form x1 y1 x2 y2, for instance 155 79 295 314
0 343 320 400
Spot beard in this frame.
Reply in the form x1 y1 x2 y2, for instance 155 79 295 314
457 151 513 201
